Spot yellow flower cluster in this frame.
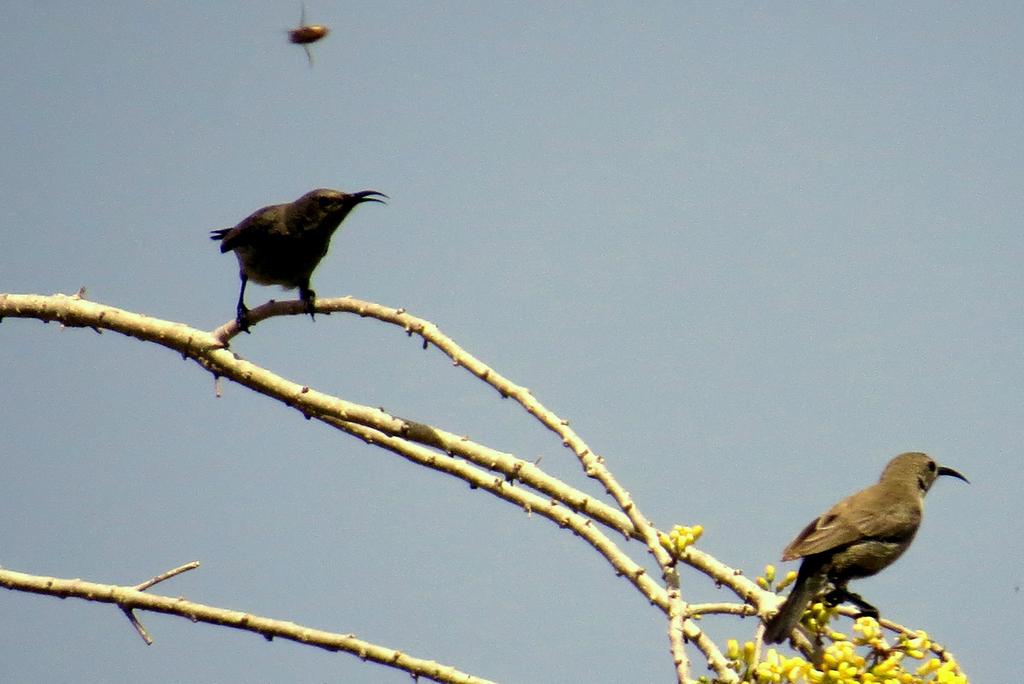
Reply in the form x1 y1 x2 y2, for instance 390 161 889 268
659 524 704 558
756 564 798 592
721 616 966 683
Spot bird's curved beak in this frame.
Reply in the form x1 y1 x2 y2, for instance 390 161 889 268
351 190 388 204
937 465 969 484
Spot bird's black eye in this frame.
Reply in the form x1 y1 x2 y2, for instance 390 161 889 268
927 461 937 472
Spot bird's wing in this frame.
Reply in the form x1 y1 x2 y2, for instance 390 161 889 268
213 205 282 252
782 506 864 559
782 486 921 560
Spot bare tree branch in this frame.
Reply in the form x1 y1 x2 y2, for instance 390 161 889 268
0 567 495 684
0 291 777 682
304 298 711 681
328 418 672 609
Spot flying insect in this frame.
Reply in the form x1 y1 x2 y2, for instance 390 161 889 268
288 4 329 66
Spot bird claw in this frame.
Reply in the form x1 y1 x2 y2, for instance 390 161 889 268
236 306 252 334
854 606 880 620
823 587 878 619
301 288 317 321
822 588 847 607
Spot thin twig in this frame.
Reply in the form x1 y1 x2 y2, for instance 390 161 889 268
121 606 153 645
135 561 200 591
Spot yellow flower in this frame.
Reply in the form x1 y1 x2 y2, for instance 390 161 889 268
777 569 798 591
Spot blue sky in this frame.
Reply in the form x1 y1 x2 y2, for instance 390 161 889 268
2 2 1021 682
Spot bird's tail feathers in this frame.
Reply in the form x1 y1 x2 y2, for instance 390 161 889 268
763 560 828 644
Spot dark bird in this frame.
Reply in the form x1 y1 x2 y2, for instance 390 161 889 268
762 452 967 644
288 3 329 66
211 188 386 332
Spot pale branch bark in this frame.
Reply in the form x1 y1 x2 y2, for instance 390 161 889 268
679 547 767 609
134 561 201 592
0 293 772 594
687 602 758 618
0 294 664 604
0 291 774 682
327 418 672 609
1 293 634 539
308 297 726 683
312 298 676 570
0 567 495 684
879 617 958 665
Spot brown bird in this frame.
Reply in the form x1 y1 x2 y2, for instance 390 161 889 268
211 188 386 332
762 452 968 644
288 3 329 66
